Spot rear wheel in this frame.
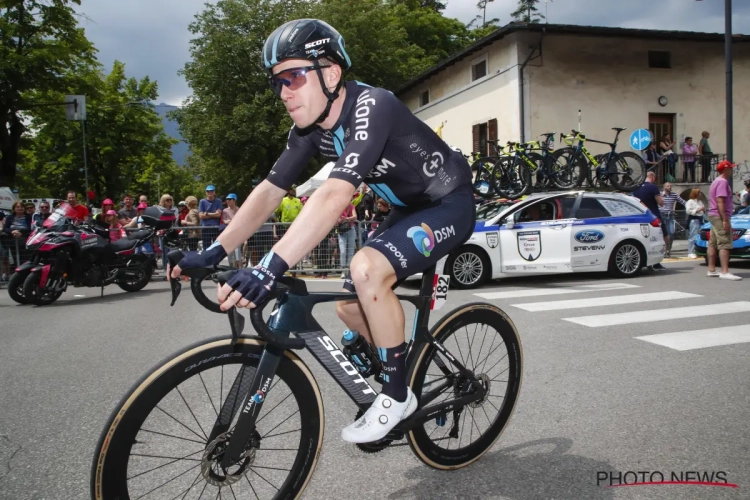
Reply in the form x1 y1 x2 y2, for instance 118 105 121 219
608 241 644 278
470 157 497 199
551 148 587 188
407 304 523 469
91 337 324 500
609 152 646 192
491 157 531 200
8 271 30 304
117 261 154 292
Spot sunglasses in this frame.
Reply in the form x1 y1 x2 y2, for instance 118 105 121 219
269 66 317 96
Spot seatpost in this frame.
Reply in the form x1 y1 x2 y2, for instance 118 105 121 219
419 264 437 297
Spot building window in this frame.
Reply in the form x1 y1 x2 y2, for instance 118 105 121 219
471 58 487 81
648 50 671 69
419 90 430 107
472 118 497 156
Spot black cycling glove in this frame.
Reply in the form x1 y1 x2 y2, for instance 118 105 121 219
178 240 227 269
226 251 289 305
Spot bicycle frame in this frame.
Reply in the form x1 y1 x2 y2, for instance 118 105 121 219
210 264 485 468
568 129 624 177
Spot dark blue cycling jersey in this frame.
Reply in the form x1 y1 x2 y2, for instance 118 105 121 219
267 81 472 206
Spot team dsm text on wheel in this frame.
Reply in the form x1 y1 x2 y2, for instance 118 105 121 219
90 255 523 499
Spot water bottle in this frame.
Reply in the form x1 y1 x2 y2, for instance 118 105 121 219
341 329 382 379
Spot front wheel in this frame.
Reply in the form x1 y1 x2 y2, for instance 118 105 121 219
91 337 324 500
407 303 523 469
470 157 497 199
609 151 646 192
491 157 531 200
8 271 30 304
22 271 64 306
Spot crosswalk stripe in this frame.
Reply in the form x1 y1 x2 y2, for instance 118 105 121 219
564 301 750 327
636 326 750 351
474 283 640 300
512 291 702 312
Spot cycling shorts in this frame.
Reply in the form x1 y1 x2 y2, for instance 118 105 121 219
344 184 475 292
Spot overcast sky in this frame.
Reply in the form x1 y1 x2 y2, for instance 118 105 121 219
75 0 750 106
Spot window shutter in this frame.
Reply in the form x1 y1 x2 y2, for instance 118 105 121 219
472 124 480 155
488 118 497 142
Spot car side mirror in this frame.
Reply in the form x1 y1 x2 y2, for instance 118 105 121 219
504 219 515 229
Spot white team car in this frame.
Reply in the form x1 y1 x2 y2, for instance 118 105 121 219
444 191 666 288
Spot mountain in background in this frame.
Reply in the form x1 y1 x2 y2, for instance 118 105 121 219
154 103 188 166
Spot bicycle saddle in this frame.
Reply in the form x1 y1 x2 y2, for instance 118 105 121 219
612 127 626 132
540 132 555 137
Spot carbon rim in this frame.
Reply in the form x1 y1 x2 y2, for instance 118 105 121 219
615 244 641 274
453 252 483 286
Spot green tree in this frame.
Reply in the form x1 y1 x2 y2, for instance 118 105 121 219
0 0 96 189
467 0 500 29
391 0 447 13
511 0 545 23
19 61 194 203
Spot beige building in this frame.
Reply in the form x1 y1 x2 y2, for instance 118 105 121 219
397 23 750 180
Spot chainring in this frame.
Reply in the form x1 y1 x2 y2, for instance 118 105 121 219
353 410 394 454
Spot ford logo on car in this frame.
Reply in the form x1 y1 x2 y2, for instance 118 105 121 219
574 230 605 243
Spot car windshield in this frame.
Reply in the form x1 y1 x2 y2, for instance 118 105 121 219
477 200 516 220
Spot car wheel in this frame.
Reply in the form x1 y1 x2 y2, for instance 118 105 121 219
446 247 490 289
608 241 643 278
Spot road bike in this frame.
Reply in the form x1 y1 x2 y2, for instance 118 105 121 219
492 133 582 198
90 252 523 499
556 128 646 192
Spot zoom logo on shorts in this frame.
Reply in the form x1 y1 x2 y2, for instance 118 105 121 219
407 223 455 257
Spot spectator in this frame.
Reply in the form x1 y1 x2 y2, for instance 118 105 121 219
104 210 124 242
643 143 661 174
66 190 89 222
685 188 705 259
354 185 373 248
199 185 223 250
633 171 665 270
24 203 36 221
118 194 137 225
222 193 244 269
706 160 741 280
139 194 148 206
736 177 750 209
368 198 391 238
157 194 178 271
3 201 32 273
177 201 189 222
32 201 52 227
94 198 116 226
660 182 686 258
0 210 8 282
274 186 302 239
336 199 357 278
180 196 201 251
658 133 677 181
698 131 712 182
124 202 149 228
682 137 698 183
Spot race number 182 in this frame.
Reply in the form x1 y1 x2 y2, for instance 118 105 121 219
431 274 450 310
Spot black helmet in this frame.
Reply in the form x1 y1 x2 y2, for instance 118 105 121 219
262 19 351 71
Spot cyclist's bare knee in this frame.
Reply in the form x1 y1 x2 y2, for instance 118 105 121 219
350 249 396 297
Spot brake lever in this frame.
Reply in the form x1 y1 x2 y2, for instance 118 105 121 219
167 250 185 307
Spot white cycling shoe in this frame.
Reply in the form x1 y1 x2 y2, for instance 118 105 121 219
341 388 418 444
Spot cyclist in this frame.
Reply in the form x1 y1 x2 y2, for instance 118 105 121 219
169 18 475 444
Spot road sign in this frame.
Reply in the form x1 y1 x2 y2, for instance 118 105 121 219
65 95 86 121
629 128 652 151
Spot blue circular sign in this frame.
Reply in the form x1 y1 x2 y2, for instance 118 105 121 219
629 128 652 151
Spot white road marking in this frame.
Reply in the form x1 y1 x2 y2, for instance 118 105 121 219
564 301 750 327
475 283 640 300
512 291 701 312
636 326 750 351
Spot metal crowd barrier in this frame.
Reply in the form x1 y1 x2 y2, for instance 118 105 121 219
651 153 726 185
0 221 383 282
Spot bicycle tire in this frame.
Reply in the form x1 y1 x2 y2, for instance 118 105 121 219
91 337 324 500
406 303 522 470
551 147 587 188
609 151 646 192
470 156 498 199
491 157 531 199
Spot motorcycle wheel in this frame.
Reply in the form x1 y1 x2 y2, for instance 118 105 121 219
8 271 30 305
117 261 153 293
22 272 64 306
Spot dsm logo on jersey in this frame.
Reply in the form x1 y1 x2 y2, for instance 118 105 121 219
407 223 454 257
574 230 605 243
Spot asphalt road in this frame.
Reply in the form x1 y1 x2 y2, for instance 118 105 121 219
1 258 749 500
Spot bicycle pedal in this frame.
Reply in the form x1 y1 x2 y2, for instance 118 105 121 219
384 430 405 441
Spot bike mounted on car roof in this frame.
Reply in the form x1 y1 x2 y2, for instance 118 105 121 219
90 251 524 499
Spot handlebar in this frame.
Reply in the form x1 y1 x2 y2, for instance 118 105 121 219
167 250 306 350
